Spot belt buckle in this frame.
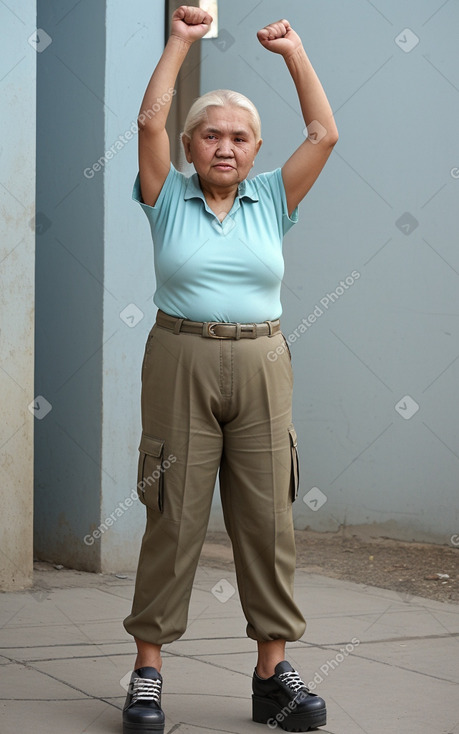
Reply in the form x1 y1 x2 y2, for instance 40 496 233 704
205 321 234 339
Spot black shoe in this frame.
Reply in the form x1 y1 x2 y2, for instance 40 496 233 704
252 660 326 731
122 666 165 733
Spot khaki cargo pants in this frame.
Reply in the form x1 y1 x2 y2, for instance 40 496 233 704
123 317 306 645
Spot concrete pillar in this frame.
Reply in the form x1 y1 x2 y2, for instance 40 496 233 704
34 1 165 572
0 0 37 590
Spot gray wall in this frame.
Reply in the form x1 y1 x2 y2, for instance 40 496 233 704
100 3 166 571
0 0 36 589
201 0 459 544
34 1 165 571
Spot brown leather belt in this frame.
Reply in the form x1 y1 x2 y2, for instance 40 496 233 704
156 309 280 339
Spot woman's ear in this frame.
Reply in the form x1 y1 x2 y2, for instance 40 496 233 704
252 138 263 166
182 134 193 164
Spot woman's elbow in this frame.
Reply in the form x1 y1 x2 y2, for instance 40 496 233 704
327 124 339 147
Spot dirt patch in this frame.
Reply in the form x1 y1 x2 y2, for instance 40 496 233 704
202 530 459 604
30 531 458 605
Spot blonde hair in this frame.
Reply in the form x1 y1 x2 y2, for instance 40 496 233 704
181 89 261 142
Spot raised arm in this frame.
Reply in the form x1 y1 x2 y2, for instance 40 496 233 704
257 19 338 216
138 5 212 207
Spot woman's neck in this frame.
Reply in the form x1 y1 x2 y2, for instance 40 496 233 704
198 177 239 219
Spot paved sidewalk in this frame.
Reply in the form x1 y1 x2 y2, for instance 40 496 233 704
0 559 458 734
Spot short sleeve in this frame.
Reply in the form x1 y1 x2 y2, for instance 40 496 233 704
272 168 299 236
132 163 180 212
132 163 185 233
253 168 299 238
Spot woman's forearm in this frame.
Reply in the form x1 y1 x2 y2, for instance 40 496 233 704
138 35 192 133
284 46 338 145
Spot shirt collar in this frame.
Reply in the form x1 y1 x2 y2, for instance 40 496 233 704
184 172 259 203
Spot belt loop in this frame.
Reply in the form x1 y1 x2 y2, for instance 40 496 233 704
235 323 241 340
265 320 273 337
173 318 184 335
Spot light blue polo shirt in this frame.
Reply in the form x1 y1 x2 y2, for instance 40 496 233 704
133 163 298 322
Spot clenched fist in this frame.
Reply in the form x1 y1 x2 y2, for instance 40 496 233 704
171 5 213 44
257 19 302 57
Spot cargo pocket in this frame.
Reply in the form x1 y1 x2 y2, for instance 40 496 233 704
288 424 300 502
137 433 165 512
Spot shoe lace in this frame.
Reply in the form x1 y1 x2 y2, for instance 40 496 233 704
130 677 162 705
278 670 309 695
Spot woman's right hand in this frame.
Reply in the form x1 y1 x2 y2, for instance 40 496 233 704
171 5 213 44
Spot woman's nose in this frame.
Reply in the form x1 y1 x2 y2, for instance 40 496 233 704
216 139 234 156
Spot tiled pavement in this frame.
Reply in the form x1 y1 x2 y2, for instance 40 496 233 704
1 560 458 733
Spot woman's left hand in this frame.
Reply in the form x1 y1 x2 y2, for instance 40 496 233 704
257 19 302 57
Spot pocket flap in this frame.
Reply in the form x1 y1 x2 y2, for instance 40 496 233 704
288 424 298 448
138 433 164 458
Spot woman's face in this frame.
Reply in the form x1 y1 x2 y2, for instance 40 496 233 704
183 105 262 190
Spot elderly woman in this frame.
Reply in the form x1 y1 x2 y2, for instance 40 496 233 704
123 6 338 733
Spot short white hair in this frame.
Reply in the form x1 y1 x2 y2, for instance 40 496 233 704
181 89 262 142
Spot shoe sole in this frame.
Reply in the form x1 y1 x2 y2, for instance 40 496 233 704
123 723 164 734
252 695 326 731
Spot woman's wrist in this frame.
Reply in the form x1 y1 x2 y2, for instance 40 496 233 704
283 43 307 66
168 33 194 51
